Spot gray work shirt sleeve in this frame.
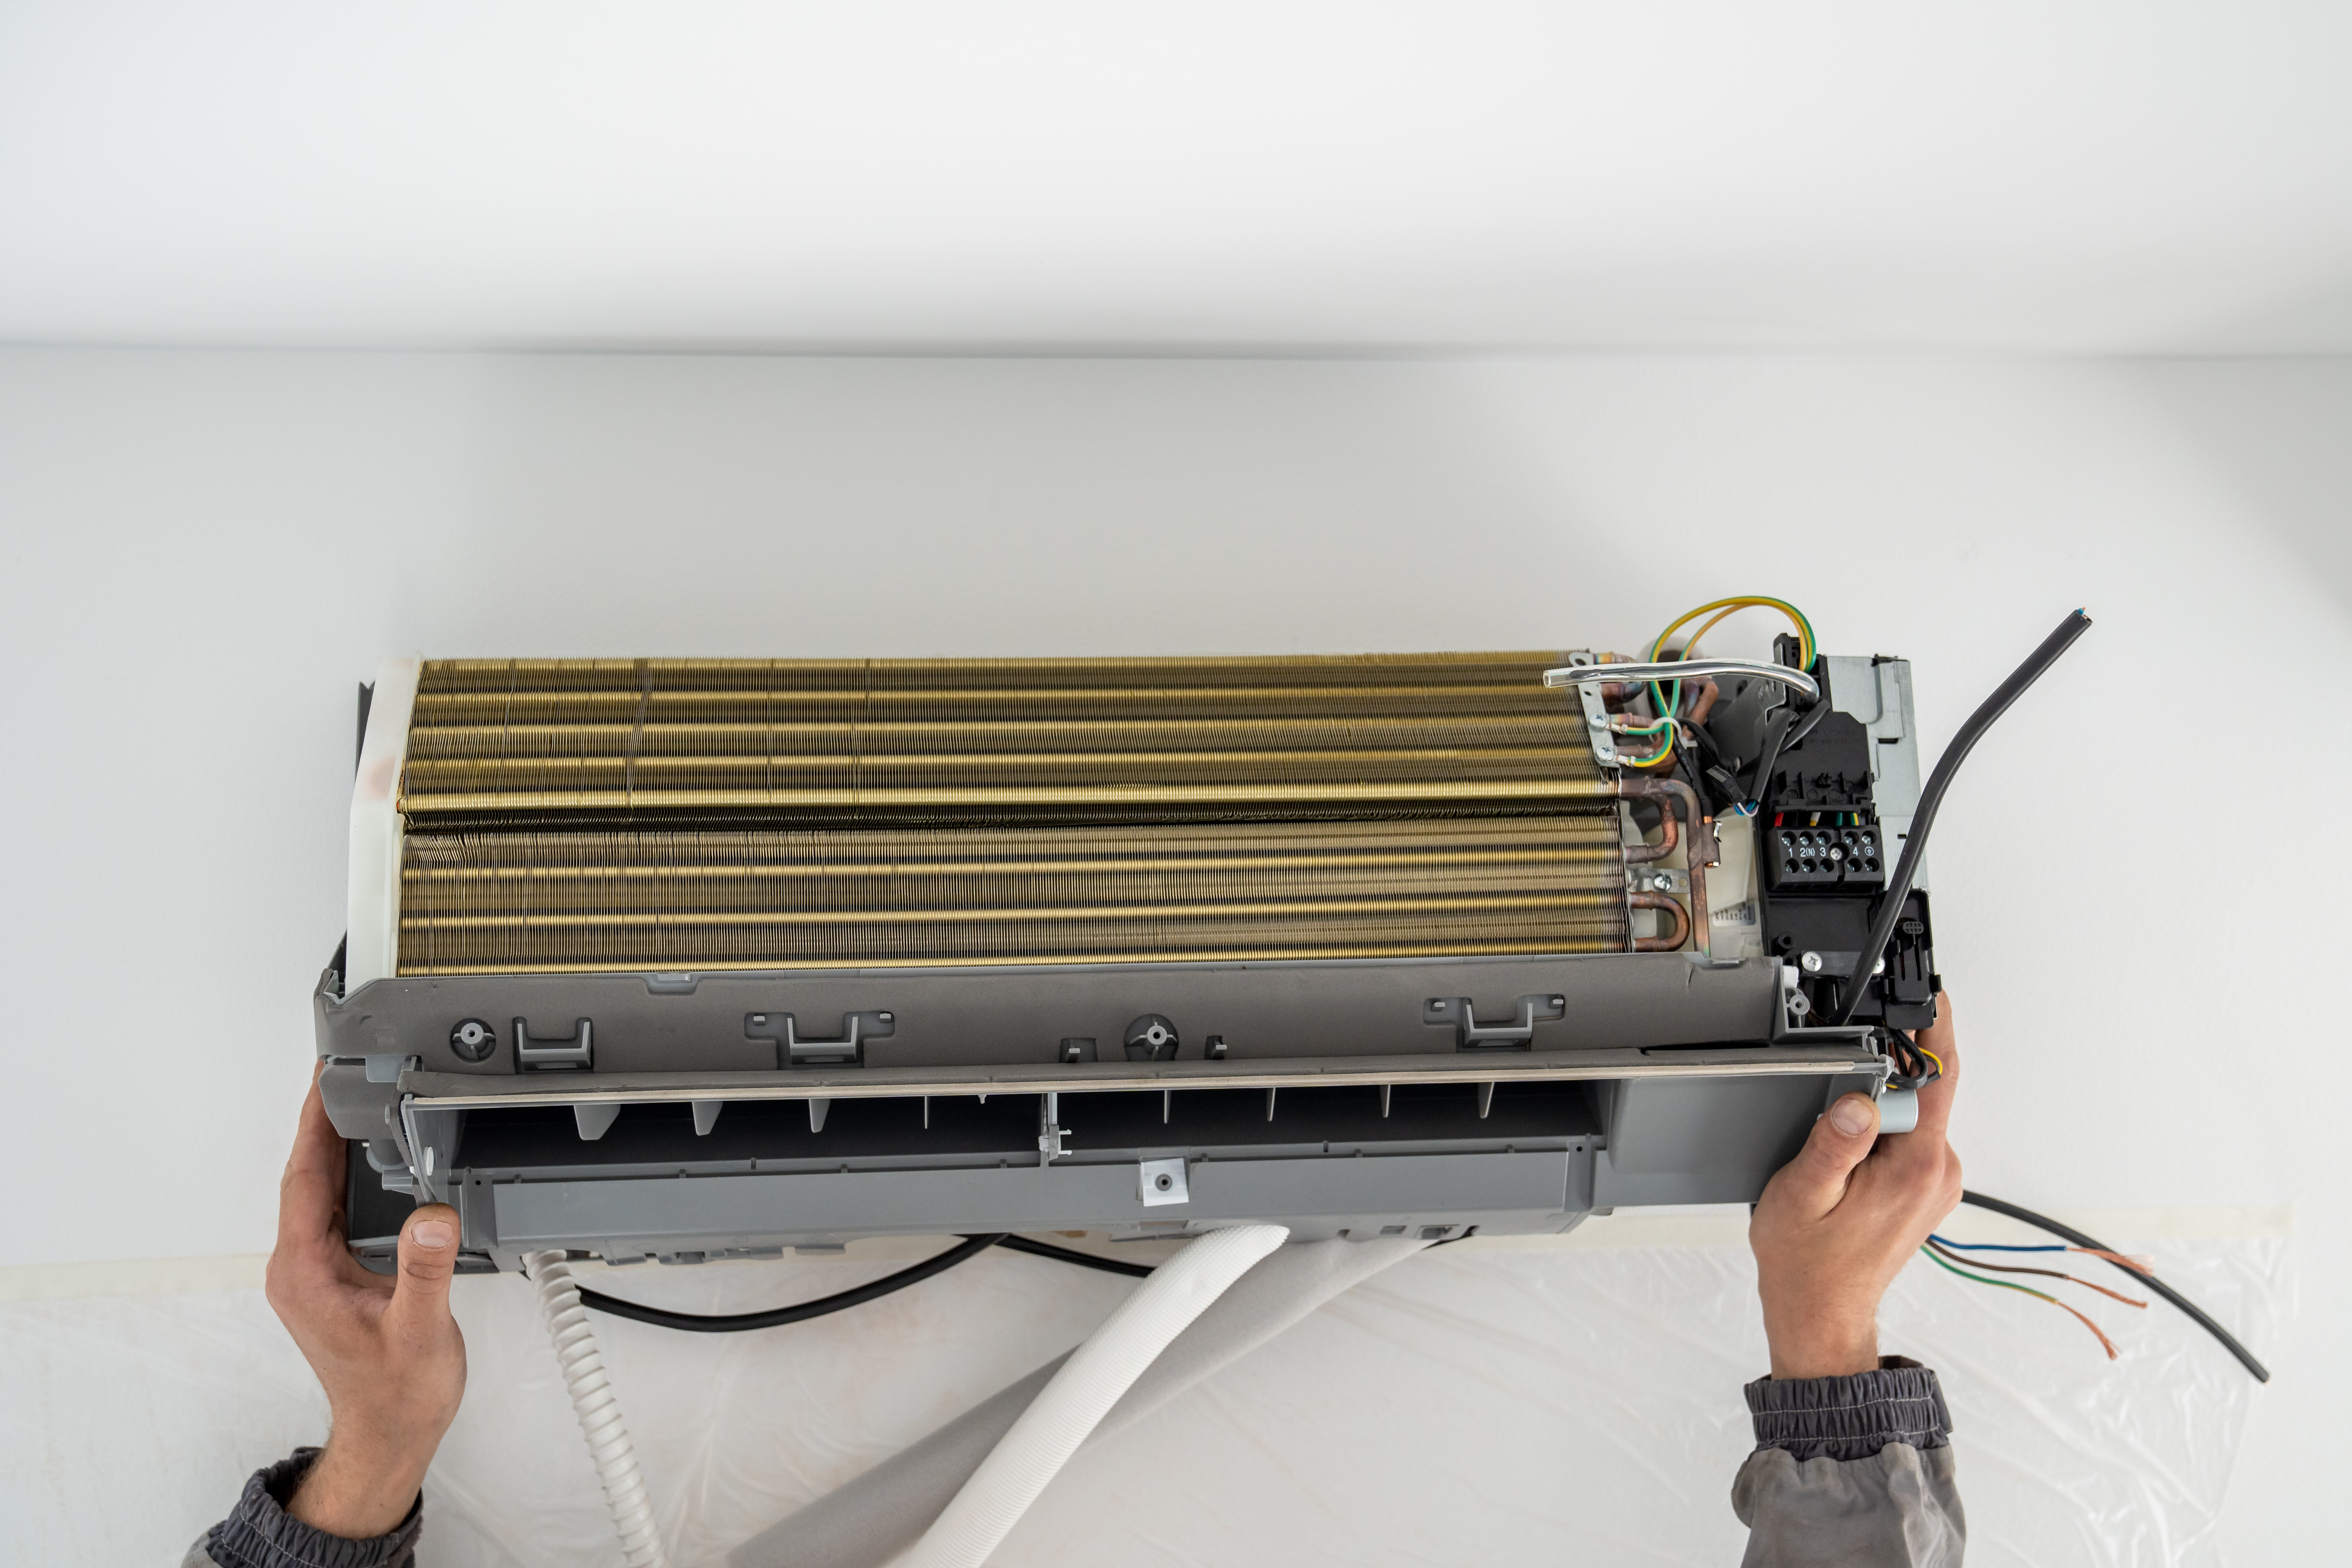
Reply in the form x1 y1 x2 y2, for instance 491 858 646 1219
1731 1357 1966 1568
183 1449 423 1568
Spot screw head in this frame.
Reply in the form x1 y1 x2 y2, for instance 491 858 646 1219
450 1018 495 1062
1124 1013 1179 1056
1799 951 1824 974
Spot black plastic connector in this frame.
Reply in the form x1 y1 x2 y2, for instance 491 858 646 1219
1763 818 1887 895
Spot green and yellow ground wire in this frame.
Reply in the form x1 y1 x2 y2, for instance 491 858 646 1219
1637 596 1817 769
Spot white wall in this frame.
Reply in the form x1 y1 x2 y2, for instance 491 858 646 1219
7 3 2352 352
1 348 2345 1560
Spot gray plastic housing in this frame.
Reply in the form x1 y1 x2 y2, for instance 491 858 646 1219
316 951 1884 1271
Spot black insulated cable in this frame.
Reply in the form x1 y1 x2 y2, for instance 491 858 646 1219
573 1233 1008 1332
1961 1191 2270 1383
989 1233 1159 1278
1829 610 2092 1026
1741 696 1829 811
1743 709 1798 809
570 1231 1161 1330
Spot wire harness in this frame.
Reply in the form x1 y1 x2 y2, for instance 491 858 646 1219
1957 1191 2270 1383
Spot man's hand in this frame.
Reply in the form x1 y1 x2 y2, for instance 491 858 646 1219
264 1071 467 1538
1750 993 1962 1379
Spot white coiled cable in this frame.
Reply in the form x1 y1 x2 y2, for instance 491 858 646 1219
523 1250 671 1568
898 1223 1289 1568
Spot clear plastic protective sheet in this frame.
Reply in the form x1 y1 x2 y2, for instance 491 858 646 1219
0 1215 2290 1568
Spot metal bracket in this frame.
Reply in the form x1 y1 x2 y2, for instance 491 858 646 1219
1544 656 1820 705
746 1010 895 1066
1140 1157 1189 1206
1038 1091 1069 1163
1559 650 1619 768
514 1018 591 1071
1425 993 1567 1051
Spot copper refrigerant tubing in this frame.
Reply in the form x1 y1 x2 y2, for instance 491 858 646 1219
1619 782 1681 866
1617 775 1713 956
1627 891 1691 952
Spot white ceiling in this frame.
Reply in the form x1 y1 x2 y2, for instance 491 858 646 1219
3 2 2349 353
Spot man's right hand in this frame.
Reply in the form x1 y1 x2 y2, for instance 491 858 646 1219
1749 994 1963 1379
264 1070 468 1538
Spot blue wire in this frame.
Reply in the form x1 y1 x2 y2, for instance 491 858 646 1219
1927 1233 2064 1253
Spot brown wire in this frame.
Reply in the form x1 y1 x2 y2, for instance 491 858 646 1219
1922 1247 2122 1361
1924 1238 2147 1308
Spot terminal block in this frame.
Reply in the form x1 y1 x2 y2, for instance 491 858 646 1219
1763 816 1887 895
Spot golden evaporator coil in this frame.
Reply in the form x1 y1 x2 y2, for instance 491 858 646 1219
392 653 1633 973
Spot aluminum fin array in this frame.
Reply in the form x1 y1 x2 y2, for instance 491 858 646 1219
394 654 1627 973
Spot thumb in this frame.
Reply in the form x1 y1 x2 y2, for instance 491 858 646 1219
391 1203 460 1321
1781 1093 1881 1217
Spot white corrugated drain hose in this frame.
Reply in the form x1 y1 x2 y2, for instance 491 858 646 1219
898 1223 1289 1568
523 1250 671 1568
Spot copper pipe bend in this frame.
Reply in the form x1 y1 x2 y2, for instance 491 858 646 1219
1617 775 1715 957
1628 892 1691 953
1619 785 1680 865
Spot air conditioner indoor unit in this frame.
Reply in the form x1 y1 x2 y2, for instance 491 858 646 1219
315 622 1937 1273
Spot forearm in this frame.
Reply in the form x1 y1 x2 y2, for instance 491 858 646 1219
185 1450 424 1568
287 1430 435 1539
1730 1358 1965 1568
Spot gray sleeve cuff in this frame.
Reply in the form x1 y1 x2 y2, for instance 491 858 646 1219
1743 1356 1951 1463
190 1449 422 1568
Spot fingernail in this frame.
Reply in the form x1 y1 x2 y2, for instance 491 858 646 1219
412 1221 455 1249
1828 1096 1877 1136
